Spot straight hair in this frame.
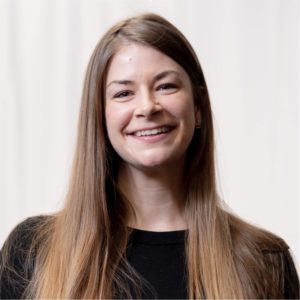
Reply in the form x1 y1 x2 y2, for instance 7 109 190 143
3 13 292 298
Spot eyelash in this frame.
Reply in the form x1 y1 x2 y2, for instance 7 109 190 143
156 83 177 91
112 83 178 99
113 90 133 98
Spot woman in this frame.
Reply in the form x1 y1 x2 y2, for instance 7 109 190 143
0 13 299 299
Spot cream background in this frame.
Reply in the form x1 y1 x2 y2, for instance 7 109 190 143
0 0 298 267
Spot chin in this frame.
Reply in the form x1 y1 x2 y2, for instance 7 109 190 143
134 155 180 170
136 160 166 169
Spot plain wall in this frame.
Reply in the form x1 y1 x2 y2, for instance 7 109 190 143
0 0 298 267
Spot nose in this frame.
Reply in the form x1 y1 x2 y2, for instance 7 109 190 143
134 89 162 118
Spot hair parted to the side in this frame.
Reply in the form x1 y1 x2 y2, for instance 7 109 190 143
19 13 289 299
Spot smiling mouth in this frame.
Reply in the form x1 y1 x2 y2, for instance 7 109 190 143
130 126 174 137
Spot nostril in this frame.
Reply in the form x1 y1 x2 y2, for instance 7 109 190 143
135 103 162 118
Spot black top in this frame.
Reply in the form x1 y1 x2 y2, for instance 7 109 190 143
0 216 299 299
126 227 187 298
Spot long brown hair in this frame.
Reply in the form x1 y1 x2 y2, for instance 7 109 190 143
16 13 293 298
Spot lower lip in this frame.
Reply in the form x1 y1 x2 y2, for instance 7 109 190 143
129 130 173 143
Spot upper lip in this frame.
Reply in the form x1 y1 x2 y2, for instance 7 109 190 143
126 125 175 135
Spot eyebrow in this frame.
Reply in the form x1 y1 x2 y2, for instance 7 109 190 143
106 70 180 89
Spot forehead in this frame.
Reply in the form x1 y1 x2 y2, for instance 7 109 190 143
106 43 188 82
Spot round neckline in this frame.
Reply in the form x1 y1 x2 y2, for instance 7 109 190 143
128 227 187 245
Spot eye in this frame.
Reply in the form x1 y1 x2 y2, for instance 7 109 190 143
156 83 178 93
113 90 134 99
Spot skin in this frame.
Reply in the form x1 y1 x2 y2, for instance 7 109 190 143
105 43 198 231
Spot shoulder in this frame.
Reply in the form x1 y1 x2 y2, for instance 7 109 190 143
262 246 300 299
3 215 50 244
1 215 52 259
228 212 299 298
0 215 52 299
228 212 288 252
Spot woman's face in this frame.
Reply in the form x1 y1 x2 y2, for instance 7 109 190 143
105 43 197 171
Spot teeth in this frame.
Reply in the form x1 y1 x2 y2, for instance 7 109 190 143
135 126 171 137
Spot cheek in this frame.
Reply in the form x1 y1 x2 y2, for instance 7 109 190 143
165 95 196 125
105 103 133 134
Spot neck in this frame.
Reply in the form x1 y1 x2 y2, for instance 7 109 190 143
118 162 187 232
